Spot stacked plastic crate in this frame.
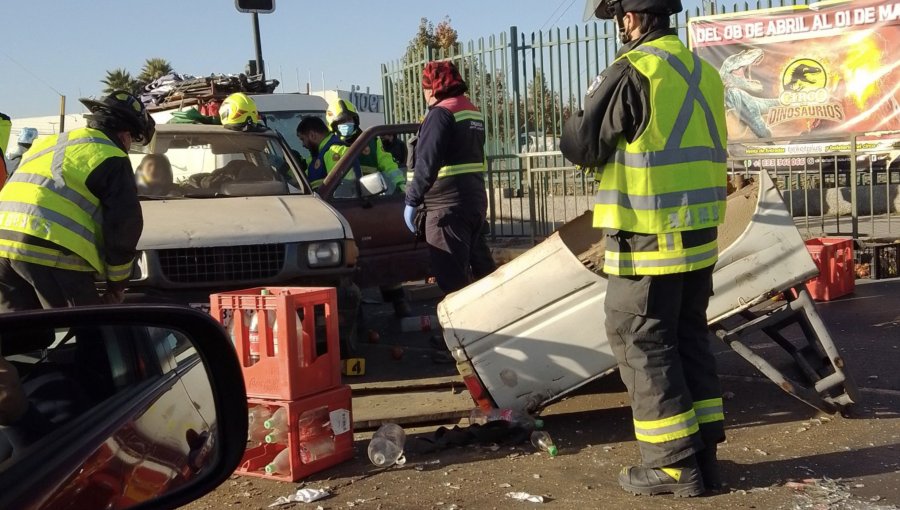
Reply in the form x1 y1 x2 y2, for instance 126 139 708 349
210 287 353 481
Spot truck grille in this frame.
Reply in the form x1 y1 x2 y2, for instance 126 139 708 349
158 244 286 284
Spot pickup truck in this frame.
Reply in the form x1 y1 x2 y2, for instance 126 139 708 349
438 170 859 415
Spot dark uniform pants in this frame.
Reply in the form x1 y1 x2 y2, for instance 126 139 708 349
425 207 487 294
0 258 101 355
605 265 725 467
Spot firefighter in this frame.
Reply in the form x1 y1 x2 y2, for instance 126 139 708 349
561 0 728 497
325 99 406 193
404 61 493 294
295 116 355 190
219 92 264 132
0 91 151 319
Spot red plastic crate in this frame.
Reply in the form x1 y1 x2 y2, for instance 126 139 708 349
803 238 855 301
238 385 354 482
210 287 341 400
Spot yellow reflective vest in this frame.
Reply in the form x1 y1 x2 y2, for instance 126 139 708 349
0 127 132 281
594 36 727 276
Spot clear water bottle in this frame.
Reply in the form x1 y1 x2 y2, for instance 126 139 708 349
264 407 288 431
367 423 407 467
469 408 544 430
247 405 273 446
299 435 336 464
530 430 558 457
265 429 289 445
265 448 291 475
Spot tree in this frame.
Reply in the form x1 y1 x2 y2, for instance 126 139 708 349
101 68 137 95
138 58 173 85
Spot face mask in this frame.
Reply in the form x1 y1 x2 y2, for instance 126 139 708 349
337 123 356 138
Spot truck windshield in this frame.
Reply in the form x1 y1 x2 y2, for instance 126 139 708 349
261 110 327 162
130 130 307 199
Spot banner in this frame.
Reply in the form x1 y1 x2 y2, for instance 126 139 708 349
689 0 900 152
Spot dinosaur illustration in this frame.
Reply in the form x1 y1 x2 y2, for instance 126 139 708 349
719 48 781 138
786 64 823 91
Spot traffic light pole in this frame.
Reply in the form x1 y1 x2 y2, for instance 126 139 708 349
252 12 265 81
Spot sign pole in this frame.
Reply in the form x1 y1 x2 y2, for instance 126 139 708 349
252 12 265 81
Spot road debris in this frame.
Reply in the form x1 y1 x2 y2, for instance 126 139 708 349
268 488 331 507
506 492 545 503
787 478 894 510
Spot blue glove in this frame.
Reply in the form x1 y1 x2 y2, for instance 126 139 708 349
403 204 417 234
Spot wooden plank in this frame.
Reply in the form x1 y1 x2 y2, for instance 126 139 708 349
352 388 474 430
349 375 464 394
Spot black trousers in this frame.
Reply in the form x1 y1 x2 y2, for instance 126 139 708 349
425 207 487 294
0 258 100 355
604 266 725 467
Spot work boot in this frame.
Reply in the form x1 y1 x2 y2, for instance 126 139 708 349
618 455 705 498
696 445 722 490
392 298 412 318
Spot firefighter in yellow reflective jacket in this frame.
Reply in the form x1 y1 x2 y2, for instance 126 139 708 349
0 91 151 326
295 116 359 190
561 0 727 497
326 99 406 193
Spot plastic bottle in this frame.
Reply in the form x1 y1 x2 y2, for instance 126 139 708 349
264 407 288 431
469 408 544 430
247 405 273 446
265 448 291 475
400 315 440 332
265 429 289 445
530 430 558 457
299 435 336 464
247 309 261 364
367 423 407 467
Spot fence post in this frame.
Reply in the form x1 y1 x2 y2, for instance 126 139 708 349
509 26 522 156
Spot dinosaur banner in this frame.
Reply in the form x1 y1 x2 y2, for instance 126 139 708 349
689 0 900 154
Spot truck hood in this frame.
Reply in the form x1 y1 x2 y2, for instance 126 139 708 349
137 195 348 250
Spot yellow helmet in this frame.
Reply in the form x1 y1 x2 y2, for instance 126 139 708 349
325 99 360 137
219 92 260 130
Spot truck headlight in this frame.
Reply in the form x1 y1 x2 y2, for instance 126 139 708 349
307 242 342 268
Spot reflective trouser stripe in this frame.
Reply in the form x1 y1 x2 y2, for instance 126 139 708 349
106 260 134 282
693 398 725 424
633 409 700 444
0 239 94 272
437 162 485 178
604 240 718 275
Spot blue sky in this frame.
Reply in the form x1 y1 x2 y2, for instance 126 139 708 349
1 0 702 118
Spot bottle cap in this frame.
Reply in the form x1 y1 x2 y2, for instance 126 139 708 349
263 419 275 429
264 463 277 474
533 418 544 429
548 445 558 457
261 289 270 295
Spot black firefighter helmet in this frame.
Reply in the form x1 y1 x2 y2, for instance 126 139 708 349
79 91 156 145
583 0 682 21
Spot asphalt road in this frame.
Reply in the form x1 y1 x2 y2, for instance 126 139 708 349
185 278 900 510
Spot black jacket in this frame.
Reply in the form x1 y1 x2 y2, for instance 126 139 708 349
405 95 487 211
560 28 678 168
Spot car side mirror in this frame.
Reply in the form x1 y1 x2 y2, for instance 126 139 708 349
359 172 388 197
0 305 247 510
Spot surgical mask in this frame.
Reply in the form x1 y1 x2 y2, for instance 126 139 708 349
337 123 356 138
